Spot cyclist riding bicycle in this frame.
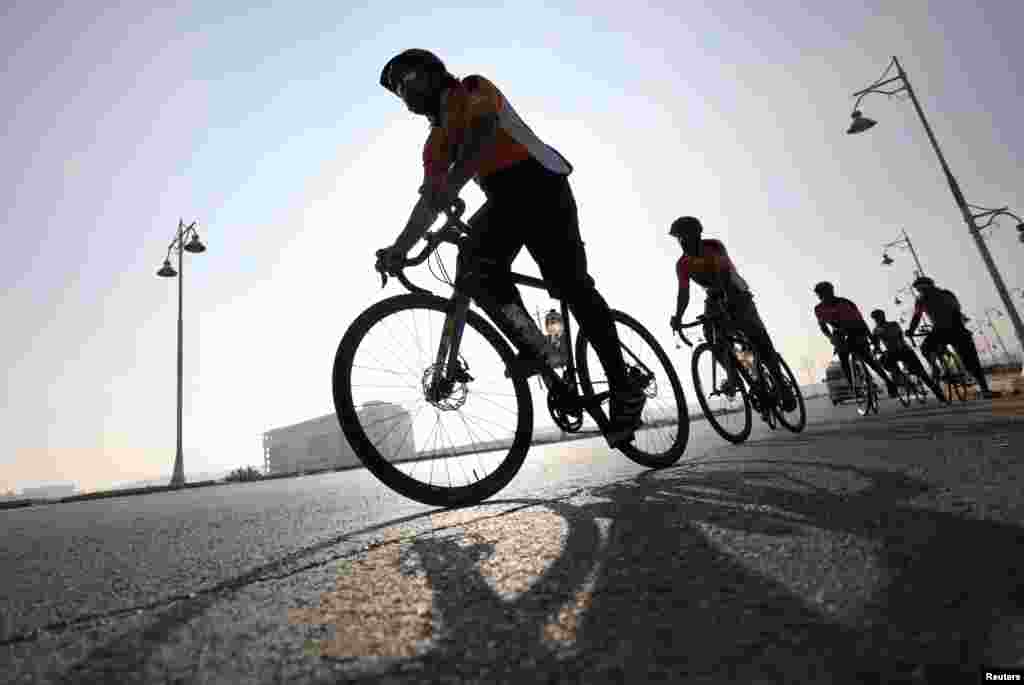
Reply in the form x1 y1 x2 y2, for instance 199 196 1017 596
869 308 946 402
668 216 796 411
813 281 899 398
905 276 999 399
374 49 647 446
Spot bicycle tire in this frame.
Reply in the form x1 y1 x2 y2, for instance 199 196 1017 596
910 375 929 404
689 342 752 444
870 376 880 413
332 293 534 508
750 359 778 429
853 359 875 416
576 309 689 467
770 354 807 433
895 370 912 407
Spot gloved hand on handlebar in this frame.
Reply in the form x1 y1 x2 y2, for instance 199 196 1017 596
375 245 406 276
669 314 682 332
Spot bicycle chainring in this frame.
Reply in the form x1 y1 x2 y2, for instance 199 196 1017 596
547 388 583 432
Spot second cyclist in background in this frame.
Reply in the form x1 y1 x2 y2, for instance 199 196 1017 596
668 216 796 411
869 308 947 402
905 276 999 399
813 281 899 398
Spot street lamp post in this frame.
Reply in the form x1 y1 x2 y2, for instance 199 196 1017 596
880 228 926 277
156 220 206 488
848 55 1024 376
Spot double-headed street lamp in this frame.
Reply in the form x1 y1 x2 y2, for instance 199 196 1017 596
893 282 915 306
880 227 925 277
969 204 1024 244
156 220 206 488
847 56 1024 376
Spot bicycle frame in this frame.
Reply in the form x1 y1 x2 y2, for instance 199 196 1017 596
387 201 651 432
434 274 588 403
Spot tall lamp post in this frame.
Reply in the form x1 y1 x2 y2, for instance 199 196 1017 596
156 220 207 487
880 228 926 277
847 56 1024 376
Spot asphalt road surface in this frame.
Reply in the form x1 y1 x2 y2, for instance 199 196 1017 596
3 394 1023 684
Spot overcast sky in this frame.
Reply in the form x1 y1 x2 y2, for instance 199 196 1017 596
3 1 1022 492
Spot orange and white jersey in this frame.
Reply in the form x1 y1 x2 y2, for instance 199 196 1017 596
422 75 571 191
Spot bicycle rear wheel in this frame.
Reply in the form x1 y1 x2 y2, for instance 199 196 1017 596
332 293 534 508
690 342 752 444
852 359 877 416
749 359 778 429
770 354 806 433
576 309 689 467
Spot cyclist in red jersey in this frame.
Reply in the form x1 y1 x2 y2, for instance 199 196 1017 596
374 49 647 446
906 276 998 399
813 281 899 398
668 216 796 411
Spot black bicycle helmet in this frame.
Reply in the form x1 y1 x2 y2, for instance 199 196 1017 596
379 49 446 94
813 281 834 295
870 309 885 320
669 216 703 238
912 275 935 290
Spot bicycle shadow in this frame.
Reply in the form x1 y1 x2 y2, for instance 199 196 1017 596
325 456 1023 683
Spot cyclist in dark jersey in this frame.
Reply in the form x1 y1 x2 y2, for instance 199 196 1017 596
813 281 898 398
906 276 999 399
869 309 946 402
375 49 647 446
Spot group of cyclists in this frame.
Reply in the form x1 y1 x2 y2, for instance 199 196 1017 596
814 278 999 402
373 49 999 452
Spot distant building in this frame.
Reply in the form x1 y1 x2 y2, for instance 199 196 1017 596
20 483 77 499
263 402 414 475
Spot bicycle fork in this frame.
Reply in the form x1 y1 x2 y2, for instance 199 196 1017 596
427 293 474 401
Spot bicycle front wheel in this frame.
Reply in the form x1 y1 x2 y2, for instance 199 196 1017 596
332 293 534 508
576 309 689 467
690 342 752 444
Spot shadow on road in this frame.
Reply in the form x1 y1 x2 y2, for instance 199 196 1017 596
58 452 1023 683
299 456 1022 683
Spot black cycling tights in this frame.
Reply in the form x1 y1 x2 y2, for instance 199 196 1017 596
455 158 629 392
